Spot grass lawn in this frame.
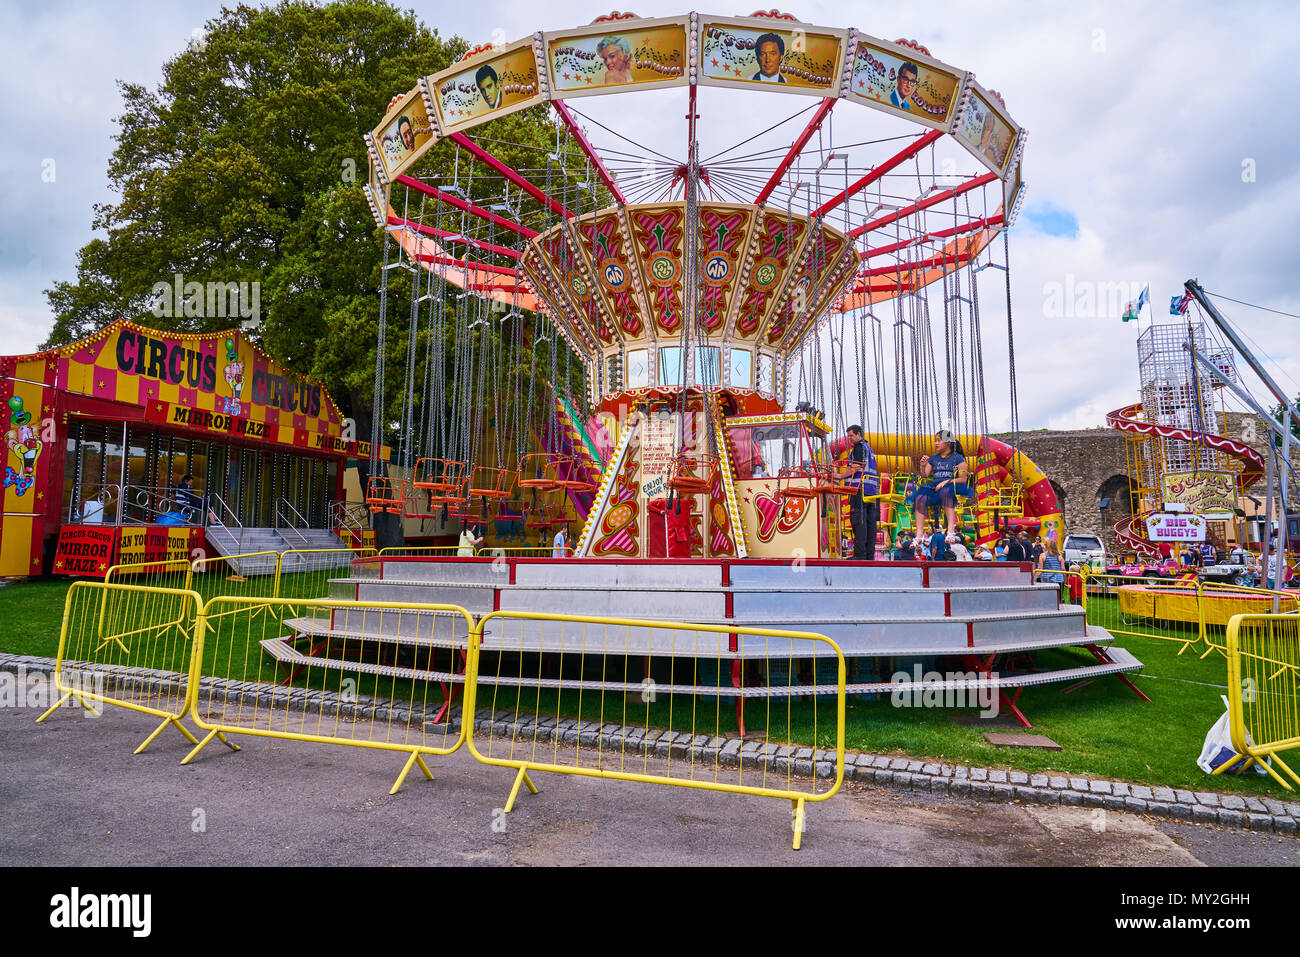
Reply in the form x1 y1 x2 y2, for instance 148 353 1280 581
2 575 1294 796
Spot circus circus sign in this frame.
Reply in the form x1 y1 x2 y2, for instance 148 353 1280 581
1146 513 1207 542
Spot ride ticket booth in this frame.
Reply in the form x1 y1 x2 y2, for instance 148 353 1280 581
0 319 385 577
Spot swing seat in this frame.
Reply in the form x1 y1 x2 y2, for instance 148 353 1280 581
779 463 832 499
468 466 514 499
553 456 598 493
517 453 560 492
365 476 406 515
667 453 719 495
413 458 468 494
525 505 559 529
980 483 1025 516
826 461 870 496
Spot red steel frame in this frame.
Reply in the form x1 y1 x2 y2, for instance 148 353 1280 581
447 133 571 220
394 175 538 239
754 97 837 205
412 254 521 279
551 99 629 206
862 213 1004 260
811 128 944 219
849 171 1000 239
388 215 522 259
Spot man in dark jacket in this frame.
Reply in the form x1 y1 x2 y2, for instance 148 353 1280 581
842 425 879 560
1005 530 1029 563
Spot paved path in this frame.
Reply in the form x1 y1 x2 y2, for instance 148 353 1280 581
3 704 1297 867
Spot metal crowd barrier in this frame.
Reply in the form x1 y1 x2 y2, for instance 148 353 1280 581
1199 582 1299 658
275 548 379 601
1221 612 1300 790
1073 568 1299 659
40 583 849 847
103 557 193 592
104 548 379 604
183 596 475 794
1077 570 1206 655
466 610 845 849
378 546 465 558
37 581 214 754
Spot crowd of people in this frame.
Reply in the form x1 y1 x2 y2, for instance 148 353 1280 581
886 527 1049 564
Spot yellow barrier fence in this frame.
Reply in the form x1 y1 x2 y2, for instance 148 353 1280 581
1221 612 1300 789
465 610 845 849
1075 569 1299 659
104 557 193 591
184 596 476 793
37 581 216 754
42 585 851 848
1199 582 1299 658
378 546 465 558
276 548 379 601
476 546 563 556
1077 570 1206 655
189 550 282 602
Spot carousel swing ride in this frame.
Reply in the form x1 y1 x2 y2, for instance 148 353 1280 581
326 10 1144 725
358 10 1068 556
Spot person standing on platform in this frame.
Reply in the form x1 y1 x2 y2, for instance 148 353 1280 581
176 473 204 521
458 523 483 557
1005 530 1029 563
552 525 569 558
841 425 879 560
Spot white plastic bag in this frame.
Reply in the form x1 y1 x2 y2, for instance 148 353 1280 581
1197 695 1267 775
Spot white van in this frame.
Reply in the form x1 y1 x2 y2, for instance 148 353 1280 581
1063 533 1106 568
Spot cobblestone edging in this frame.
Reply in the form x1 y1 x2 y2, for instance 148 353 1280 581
7 652 1295 835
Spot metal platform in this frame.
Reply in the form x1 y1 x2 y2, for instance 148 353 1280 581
254 555 1147 728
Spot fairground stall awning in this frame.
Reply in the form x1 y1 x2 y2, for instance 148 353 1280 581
1 320 388 577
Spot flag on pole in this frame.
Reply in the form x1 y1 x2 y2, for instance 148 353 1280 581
1122 302 1137 322
1170 292 1192 315
1136 285 1150 313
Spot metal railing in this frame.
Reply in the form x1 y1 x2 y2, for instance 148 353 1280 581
207 493 243 532
1077 566 1299 658
273 499 311 548
330 500 371 535
120 484 205 527
44 586 847 848
68 483 122 525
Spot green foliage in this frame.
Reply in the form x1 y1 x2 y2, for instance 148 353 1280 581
1270 394 1300 442
42 0 594 437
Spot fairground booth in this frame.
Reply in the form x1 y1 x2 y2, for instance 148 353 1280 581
0 320 385 577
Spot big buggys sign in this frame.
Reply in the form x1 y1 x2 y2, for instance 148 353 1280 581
1146 512 1207 542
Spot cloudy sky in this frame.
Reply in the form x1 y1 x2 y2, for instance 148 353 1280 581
2 0 1298 433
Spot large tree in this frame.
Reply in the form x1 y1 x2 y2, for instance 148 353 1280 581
43 0 592 442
